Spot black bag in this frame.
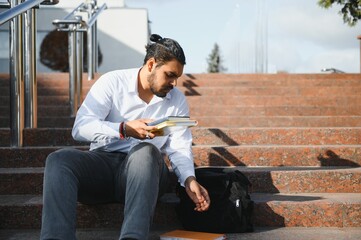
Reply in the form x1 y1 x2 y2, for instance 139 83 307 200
176 167 254 233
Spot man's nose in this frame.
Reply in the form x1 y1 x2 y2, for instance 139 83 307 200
170 78 177 87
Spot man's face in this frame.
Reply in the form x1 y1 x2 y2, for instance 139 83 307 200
147 59 184 98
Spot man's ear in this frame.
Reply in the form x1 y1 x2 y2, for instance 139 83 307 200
147 58 156 72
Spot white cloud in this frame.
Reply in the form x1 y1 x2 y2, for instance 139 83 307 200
295 49 359 73
270 1 360 49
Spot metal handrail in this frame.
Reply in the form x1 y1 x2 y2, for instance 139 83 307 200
53 1 107 117
0 0 43 25
0 0 58 147
0 0 46 147
87 3 106 27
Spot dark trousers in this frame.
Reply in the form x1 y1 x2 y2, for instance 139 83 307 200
40 142 169 240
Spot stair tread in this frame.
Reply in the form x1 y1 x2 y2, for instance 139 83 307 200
1 192 361 206
2 166 360 173
0 227 361 240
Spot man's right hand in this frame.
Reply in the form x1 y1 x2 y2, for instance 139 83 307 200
123 119 157 139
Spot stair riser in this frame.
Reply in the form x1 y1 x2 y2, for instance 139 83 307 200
0 117 75 128
0 73 98 88
192 146 361 167
253 201 361 227
3 95 361 107
190 106 361 117
196 116 361 127
192 128 361 146
0 202 175 229
2 73 360 87
0 87 91 97
3 106 361 118
0 128 359 147
180 87 361 96
3 86 361 97
1 146 360 168
2 116 361 128
1 169 359 194
0 107 70 117
187 96 361 106
0 201 359 228
177 74 361 87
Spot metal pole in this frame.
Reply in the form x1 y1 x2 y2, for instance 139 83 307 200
24 7 37 128
68 25 78 117
0 0 43 25
93 20 98 72
93 0 98 74
76 30 83 107
9 0 24 147
87 20 93 80
86 0 94 80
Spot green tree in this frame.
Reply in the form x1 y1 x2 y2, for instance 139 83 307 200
318 0 361 26
207 43 226 73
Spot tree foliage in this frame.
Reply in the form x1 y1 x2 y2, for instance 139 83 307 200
207 43 226 73
318 0 361 26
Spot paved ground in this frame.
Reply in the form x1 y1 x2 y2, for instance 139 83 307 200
1 227 361 240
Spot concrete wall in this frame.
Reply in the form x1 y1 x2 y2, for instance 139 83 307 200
0 0 149 73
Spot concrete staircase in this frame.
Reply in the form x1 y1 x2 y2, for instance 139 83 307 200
0 72 361 237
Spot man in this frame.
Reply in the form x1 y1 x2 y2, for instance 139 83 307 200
40 34 210 240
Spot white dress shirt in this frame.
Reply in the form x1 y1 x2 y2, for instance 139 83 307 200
72 68 195 185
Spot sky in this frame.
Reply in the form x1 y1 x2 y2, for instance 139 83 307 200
125 0 360 74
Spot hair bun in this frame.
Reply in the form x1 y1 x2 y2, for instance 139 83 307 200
150 34 163 43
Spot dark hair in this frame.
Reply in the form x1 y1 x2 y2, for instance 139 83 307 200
143 34 186 66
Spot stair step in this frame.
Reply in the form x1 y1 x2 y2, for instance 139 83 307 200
1 145 360 168
192 145 361 167
0 117 76 128
2 95 361 107
0 146 88 168
178 73 361 87
0 192 360 228
2 115 361 128
190 105 361 116
1 227 361 240
192 127 361 145
3 106 361 119
1 167 360 194
0 106 71 117
0 87 91 97
186 96 361 106
179 86 361 96
3 86 361 97
2 73 360 87
0 127 359 147
22 128 86 147
196 116 361 127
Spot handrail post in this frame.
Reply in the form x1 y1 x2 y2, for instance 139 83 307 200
9 0 24 147
86 0 94 80
76 29 83 107
24 7 37 128
68 24 78 117
53 1 107 116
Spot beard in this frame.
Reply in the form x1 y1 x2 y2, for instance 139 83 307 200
148 71 173 98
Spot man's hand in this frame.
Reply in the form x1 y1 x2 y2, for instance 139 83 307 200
123 119 158 139
184 176 210 212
